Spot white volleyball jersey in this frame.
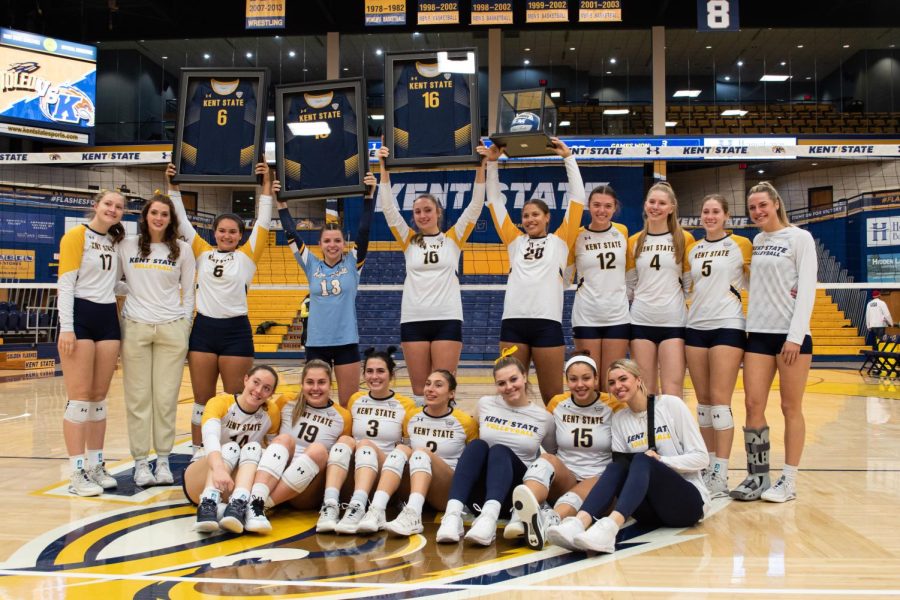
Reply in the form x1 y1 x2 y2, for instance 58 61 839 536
57 224 120 332
626 230 695 327
571 223 631 327
487 158 585 323
745 226 817 344
546 392 625 480
380 179 484 323
201 393 280 452
685 234 752 330
119 237 195 324
611 394 711 514
347 390 418 454
476 395 557 464
403 407 478 470
170 190 271 319
279 397 351 452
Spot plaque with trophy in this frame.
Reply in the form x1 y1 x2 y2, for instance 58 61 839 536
490 87 559 158
275 77 368 200
384 48 482 168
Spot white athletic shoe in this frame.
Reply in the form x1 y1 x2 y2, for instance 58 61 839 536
464 513 498 546
574 516 619 553
546 516 585 551
435 512 464 543
334 501 366 534
133 461 156 487
761 475 796 503
154 462 174 485
244 496 272 534
386 505 424 536
88 462 117 489
512 485 545 549
503 509 525 539
316 500 340 533
542 507 561 529
68 469 103 497
356 506 386 534
706 472 730 499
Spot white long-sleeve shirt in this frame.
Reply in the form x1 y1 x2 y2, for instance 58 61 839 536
866 298 894 329
118 237 195 323
745 226 817 344
611 394 711 515
56 224 121 333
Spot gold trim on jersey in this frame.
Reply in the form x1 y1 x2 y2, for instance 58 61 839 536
454 124 472 149
345 154 360 178
181 142 198 166
285 159 302 181
240 145 255 167
415 61 441 78
394 127 409 150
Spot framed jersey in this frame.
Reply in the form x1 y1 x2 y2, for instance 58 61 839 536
172 68 268 184
384 48 481 168
274 78 368 201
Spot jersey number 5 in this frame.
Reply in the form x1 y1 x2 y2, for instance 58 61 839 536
701 259 712 277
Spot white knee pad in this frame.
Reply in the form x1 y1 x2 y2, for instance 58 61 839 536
354 446 379 473
192 403 205 427
257 443 290 479
554 491 583 512
382 449 408 477
88 400 106 422
409 450 432 476
64 400 91 424
711 405 734 431
522 457 555 489
282 453 320 494
697 404 712 428
220 442 241 470
327 442 352 471
238 442 263 466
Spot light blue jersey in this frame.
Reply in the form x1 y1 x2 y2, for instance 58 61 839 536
298 248 362 347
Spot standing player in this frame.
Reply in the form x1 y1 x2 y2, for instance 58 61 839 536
183 365 282 532
315 348 417 534
510 353 624 549
167 162 274 458
570 185 632 390
57 190 126 496
277 173 376 405
436 351 556 545
219 359 351 534
357 369 477 536
626 182 695 397
118 193 195 487
376 146 486 404
486 139 586 404
684 195 752 498
732 182 817 503
865 290 894 349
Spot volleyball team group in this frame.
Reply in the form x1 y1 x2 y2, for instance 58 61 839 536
56 137 816 554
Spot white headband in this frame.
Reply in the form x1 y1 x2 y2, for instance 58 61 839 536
564 355 597 374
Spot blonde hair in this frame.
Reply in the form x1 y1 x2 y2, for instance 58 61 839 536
606 358 649 397
291 359 333 427
747 181 789 227
634 181 687 264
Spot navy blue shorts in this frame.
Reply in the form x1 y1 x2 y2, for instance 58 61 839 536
500 318 565 348
189 313 254 357
573 324 632 341
400 319 463 343
746 332 813 356
305 343 360 366
73 298 120 342
685 327 746 350
631 324 685 344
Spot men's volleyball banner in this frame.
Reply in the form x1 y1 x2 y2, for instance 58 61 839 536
471 1 514 24
366 0 407 25
526 0 569 23
579 0 622 22
245 0 285 29
417 0 459 24
0 28 96 144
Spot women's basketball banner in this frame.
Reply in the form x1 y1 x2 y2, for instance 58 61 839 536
366 0 407 25
526 0 569 23
417 0 459 24
471 1 514 24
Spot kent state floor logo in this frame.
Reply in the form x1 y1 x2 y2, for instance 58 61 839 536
2 467 729 600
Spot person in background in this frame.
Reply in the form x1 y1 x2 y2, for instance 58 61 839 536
865 290 894 350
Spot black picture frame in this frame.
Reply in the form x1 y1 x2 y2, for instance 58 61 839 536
275 78 368 201
172 68 268 184
384 48 481 168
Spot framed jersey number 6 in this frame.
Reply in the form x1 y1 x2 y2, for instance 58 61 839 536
172 68 269 184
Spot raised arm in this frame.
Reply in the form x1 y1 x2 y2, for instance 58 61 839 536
241 162 274 264
354 172 377 268
484 146 521 247
551 139 586 247
276 195 310 271
448 149 489 245
376 146 414 249
166 163 201 251
179 243 196 320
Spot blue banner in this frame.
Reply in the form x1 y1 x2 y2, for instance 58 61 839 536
0 211 55 244
697 0 739 32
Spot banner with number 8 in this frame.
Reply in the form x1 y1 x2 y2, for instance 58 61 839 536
696 0 739 31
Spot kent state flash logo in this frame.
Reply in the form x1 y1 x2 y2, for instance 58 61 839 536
0 455 728 599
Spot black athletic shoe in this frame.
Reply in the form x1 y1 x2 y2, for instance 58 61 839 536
219 497 248 533
193 498 220 533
